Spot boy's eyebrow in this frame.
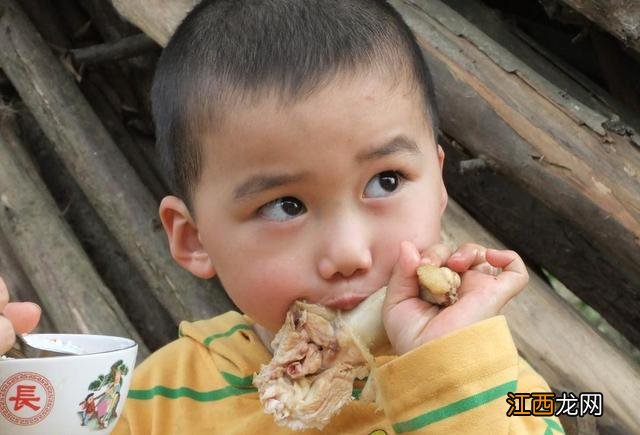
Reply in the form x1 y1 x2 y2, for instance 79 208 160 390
233 172 310 200
233 135 420 201
355 135 421 162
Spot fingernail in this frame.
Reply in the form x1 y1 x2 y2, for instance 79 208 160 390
450 252 462 260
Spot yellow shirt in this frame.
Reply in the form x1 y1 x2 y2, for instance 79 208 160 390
113 313 564 434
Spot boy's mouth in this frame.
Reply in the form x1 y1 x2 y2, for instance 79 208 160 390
324 294 369 311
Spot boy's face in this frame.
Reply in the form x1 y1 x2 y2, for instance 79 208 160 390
164 72 447 332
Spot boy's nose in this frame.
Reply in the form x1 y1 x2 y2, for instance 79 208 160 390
317 220 373 280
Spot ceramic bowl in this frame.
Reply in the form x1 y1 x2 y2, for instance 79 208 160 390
0 334 137 434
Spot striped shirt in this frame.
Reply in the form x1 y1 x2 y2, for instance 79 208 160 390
113 313 564 434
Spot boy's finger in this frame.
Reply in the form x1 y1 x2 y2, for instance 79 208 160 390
384 241 421 308
419 243 453 267
3 302 41 334
485 249 529 301
446 242 487 271
486 249 527 275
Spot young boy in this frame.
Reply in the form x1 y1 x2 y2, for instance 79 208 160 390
0 0 564 433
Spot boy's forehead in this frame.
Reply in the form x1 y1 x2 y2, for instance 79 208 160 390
204 72 424 143
194 71 433 189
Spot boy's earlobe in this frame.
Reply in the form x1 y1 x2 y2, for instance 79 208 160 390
158 196 216 279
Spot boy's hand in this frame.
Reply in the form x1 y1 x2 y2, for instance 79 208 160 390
382 241 528 355
0 276 42 354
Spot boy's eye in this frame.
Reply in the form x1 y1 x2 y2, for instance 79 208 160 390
363 170 404 198
258 196 307 221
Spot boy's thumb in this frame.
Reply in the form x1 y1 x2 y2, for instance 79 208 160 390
384 241 421 308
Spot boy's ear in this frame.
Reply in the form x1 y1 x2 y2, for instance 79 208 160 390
158 195 216 279
437 144 448 215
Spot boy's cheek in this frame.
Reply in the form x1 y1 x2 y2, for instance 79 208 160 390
377 213 441 257
223 270 306 329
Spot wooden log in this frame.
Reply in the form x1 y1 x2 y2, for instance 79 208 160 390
440 0 640 134
110 0 196 46
590 29 640 113
0 114 149 360
5 0 173 350
0 227 56 334
442 201 640 435
0 68 7 85
80 0 158 131
80 70 169 201
554 0 640 55
19 0 71 51
14 106 176 352
0 109 55 335
70 33 157 65
27 0 159 182
53 0 95 43
0 0 235 325
80 0 139 43
129 130 167 186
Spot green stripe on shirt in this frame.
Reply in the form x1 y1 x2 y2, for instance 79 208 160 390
393 380 517 433
203 323 253 346
128 384 256 401
544 417 565 434
221 372 255 389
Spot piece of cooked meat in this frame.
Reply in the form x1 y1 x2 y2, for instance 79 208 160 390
253 301 372 430
254 265 460 430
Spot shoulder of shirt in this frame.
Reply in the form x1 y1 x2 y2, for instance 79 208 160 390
130 310 272 390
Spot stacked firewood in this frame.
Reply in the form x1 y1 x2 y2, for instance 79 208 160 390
0 0 235 362
0 0 639 433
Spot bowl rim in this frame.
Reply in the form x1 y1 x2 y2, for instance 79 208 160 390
3 333 138 360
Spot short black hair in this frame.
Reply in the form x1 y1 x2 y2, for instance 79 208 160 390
152 0 439 212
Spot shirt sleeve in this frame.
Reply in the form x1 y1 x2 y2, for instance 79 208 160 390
373 315 564 434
